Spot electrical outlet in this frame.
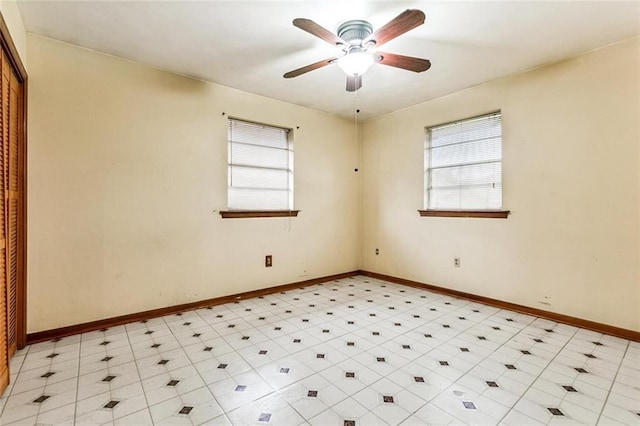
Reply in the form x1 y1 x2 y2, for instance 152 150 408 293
375 248 379 255
265 255 272 267
454 257 460 267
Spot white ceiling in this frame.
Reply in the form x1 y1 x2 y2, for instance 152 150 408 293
17 1 640 119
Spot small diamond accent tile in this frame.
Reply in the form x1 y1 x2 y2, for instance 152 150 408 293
486 381 499 388
584 353 597 359
383 395 394 403
347 321 354 324
322 329 330 333
104 400 120 409
228 324 236 328
533 338 543 343
102 375 116 382
544 328 554 333
574 367 589 373
439 361 449 366
101 356 113 362
151 343 161 348
460 348 470 352
218 364 228 369
442 324 450 328
274 327 282 331
308 390 318 397
562 385 577 392
204 347 213 352
414 377 425 383
345 372 355 378
505 364 516 370
99 341 110 346
377 357 385 362
157 359 169 365
192 333 201 337
167 380 180 387
258 413 271 422
424 334 432 338
235 385 247 392
241 336 250 340
463 401 476 409
347 342 355 346
477 336 487 340
179 406 193 415
402 344 411 349
280 368 290 374
372 332 380 336
316 354 325 359
521 350 531 355
493 327 501 330
592 341 604 346
548 408 564 416
344 421 356 426
293 339 301 343
46 353 59 359
144 330 154 335
40 372 55 378
259 350 268 355
33 395 50 403
505 318 514 322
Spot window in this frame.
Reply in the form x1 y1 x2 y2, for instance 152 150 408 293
224 118 295 217
423 111 507 218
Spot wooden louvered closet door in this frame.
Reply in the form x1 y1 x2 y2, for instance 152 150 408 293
2 51 18 359
0 49 10 394
0 17 26 397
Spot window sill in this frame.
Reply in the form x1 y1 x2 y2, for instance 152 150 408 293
220 210 300 219
418 210 510 219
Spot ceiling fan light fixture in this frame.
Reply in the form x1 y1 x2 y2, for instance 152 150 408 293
338 48 374 76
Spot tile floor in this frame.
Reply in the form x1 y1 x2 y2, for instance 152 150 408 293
0 275 638 425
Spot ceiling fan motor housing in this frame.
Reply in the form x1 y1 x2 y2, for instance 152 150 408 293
337 20 373 46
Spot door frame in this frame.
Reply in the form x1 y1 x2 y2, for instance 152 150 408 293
0 12 27 350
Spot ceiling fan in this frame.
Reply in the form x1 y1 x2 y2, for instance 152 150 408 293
284 9 431 92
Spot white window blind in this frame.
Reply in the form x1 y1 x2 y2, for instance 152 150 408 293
425 112 502 210
228 118 293 210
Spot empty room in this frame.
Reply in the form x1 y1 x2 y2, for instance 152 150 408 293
0 0 637 424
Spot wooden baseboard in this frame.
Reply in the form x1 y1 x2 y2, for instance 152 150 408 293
27 269 639 345
359 270 640 342
26 271 360 345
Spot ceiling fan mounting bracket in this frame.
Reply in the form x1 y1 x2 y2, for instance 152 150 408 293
337 20 373 46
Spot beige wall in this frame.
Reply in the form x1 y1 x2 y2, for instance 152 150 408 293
27 35 360 333
0 0 26 66
361 37 640 331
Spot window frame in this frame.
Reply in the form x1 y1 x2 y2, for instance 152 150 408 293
220 117 299 219
419 111 509 219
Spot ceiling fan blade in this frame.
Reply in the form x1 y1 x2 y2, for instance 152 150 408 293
283 57 338 78
346 75 362 92
376 52 431 73
365 9 425 47
293 18 346 47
